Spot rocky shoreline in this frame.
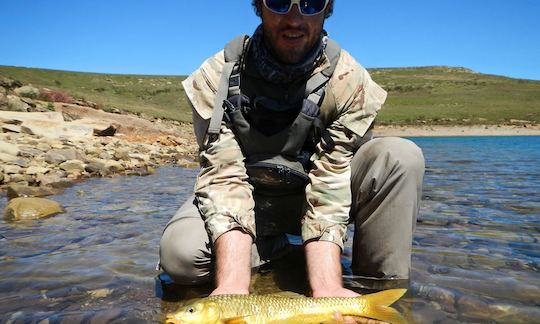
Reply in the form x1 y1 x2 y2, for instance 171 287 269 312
1 77 199 212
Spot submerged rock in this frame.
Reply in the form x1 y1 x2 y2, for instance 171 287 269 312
6 184 63 199
3 197 64 221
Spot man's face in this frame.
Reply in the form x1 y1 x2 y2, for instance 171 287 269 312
260 1 327 64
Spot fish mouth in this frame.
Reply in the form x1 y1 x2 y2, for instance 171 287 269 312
164 314 181 324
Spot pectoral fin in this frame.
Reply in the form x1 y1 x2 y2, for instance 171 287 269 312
223 316 250 324
267 314 342 324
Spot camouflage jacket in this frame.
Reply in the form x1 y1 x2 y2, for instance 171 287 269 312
182 47 387 249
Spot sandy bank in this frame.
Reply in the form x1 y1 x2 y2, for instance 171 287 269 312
374 124 540 137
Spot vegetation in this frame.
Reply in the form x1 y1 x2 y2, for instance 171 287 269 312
1 65 539 125
371 66 540 125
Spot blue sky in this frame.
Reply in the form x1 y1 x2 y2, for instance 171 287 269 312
1 0 539 80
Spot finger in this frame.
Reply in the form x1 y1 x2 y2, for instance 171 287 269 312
345 316 387 324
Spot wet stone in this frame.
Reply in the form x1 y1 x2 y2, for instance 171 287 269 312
3 197 64 221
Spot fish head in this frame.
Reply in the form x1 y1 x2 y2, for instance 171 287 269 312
165 299 221 324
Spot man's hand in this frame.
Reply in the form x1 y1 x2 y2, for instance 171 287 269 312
332 312 388 324
210 229 252 296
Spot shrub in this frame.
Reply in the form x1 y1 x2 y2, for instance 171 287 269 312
39 89 73 104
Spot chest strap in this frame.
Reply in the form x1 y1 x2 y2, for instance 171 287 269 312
207 35 341 137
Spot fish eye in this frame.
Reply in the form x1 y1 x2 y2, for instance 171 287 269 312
187 307 195 313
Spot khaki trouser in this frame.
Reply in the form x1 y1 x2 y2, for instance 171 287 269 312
159 136 425 285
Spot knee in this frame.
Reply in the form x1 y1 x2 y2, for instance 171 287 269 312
159 219 212 285
373 137 425 176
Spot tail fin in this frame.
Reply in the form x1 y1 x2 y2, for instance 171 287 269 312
365 305 408 324
361 289 408 324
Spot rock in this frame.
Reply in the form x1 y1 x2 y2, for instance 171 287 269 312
6 184 62 199
18 146 43 158
14 85 40 99
19 96 36 108
125 166 150 176
113 148 130 160
3 197 64 221
84 159 108 175
21 120 94 139
0 92 7 108
177 159 199 168
44 148 82 163
25 166 49 175
3 165 21 174
0 167 3 184
44 151 67 164
94 124 117 136
6 95 30 112
99 152 113 160
104 160 125 173
36 142 51 151
0 111 64 123
456 295 491 321
36 172 72 188
2 124 21 133
0 140 19 156
128 153 150 162
59 160 85 173
0 153 18 163
0 77 22 90
70 119 117 136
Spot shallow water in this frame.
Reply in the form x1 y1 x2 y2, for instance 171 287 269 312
1 136 539 323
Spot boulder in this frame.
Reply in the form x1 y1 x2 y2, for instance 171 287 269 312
6 184 62 199
3 197 64 221
14 85 40 99
6 95 30 112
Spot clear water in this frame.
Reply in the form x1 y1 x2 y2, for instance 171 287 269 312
0 136 539 323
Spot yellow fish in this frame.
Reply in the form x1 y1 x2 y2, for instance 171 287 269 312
165 288 407 324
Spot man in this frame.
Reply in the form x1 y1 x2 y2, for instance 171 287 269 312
160 0 424 301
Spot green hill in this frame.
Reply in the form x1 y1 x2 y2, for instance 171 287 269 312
1 65 539 125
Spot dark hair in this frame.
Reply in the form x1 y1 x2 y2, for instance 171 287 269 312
251 0 334 18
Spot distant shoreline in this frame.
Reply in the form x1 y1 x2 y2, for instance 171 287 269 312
374 124 540 137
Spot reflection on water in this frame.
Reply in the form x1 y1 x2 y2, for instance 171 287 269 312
1 136 539 323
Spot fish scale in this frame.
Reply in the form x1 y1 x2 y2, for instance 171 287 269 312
165 289 408 324
209 294 370 322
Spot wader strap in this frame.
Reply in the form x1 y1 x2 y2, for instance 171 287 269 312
207 62 236 135
207 35 248 136
304 39 341 105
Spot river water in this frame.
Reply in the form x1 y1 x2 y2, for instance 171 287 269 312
0 136 539 323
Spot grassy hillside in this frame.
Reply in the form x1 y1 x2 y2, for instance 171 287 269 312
1 65 539 125
372 66 540 125
0 66 190 122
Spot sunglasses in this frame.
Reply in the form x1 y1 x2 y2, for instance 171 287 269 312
263 0 329 16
